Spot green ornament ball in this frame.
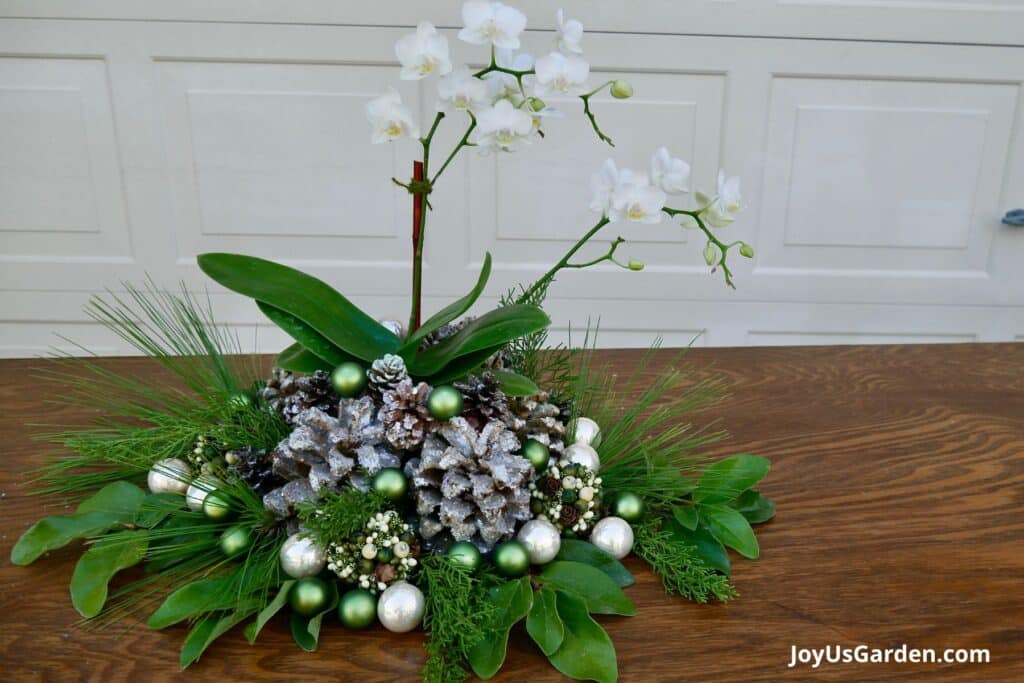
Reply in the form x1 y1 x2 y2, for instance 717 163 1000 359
290 577 330 617
426 385 464 420
611 492 645 523
203 491 234 521
446 541 482 572
492 540 530 577
219 525 254 557
331 362 367 398
338 588 377 629
522 439 550 470
227 392 254 410
371 467 408 503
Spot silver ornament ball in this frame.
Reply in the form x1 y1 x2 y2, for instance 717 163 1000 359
377 581 425 633
378 318 406 341
147 458 191 495
565 443 600 472
280 533 327 579
571 416 602 447
589 516 634 559
517 519 562 565
185 476 220 512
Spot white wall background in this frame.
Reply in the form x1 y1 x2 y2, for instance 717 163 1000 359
2 0 1024 357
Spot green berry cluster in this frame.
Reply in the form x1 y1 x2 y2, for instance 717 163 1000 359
325 510 419 593
528 461 603 535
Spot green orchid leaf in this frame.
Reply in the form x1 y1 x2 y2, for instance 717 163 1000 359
491 369 540 397
409 305 550 376
244 581 295 644
548 591 618 683
538 561 636 616
693 454 770 505
197 252 399 361
403 252 492 351
673 505 699 531
423 344 505 384
468 577 533 679
181 607 256 669
700 504 760 559
667 517 731 575
257 301 353 366
276 343 332 373
730 489 776 524
554 540 634 588
148 577 234 629
526 587 564 656
70 531 149 618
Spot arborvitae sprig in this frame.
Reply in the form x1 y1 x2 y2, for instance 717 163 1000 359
633 516 736 604
296 486 389 545
418 555 498 683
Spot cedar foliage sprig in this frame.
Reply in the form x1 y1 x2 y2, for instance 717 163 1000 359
418 555 499 683
296 486 390 544
633 515 736 603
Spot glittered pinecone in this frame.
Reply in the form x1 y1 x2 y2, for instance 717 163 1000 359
455 372 512 429
404 417 531 549
261 368 339 426
380 378 435 450
262 397 401 518
367 354 409 395
226 446 282 496
506 391 567 457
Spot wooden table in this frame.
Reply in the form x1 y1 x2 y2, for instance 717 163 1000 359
1 345 1022 681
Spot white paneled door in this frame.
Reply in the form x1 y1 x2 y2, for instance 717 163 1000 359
1 2 1023 356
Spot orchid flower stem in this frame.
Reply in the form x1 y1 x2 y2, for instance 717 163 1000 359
409 112 446 333
580 92 614 147
431 114 477 185
517 216 611 304
566 237 627 269
663 206 736 288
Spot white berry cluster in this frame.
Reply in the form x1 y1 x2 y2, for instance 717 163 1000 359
325 510 418 593
529 460 603 534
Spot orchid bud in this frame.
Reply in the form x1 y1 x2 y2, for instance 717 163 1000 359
739 243 754 258
628 259 645 271
703 244 717 266
527 97 547 112
610 80 634 99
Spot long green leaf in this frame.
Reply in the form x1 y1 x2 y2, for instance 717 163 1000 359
410 305 550 376
70 531 149 617
181 608 257 669
693 454 770 505
548 591 618 683
700 504 760 559
197 252 399 361
403 252 492 351
423 344 505 384
244 581 295 644
527 587 564 656
730 489 776 524
492 369 540 397
467 577 533 679
554 540 634 588
538 562 635 616
277 343 332 373
148 577 233 629
257 301 353 366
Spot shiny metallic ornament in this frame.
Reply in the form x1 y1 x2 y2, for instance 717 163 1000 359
377 581 425 633
185 476 220 512
492 540 530 577
202 491 234 521
338 588 377 629
147 458 191 495
571 417 602 447
280 532 327 578
378 318 406 341
589 516 634 559
426 385 464 420
220 525 254 557
371 467 408 502
446 541 482 572
289 577 330 617
611 492 645 523
331 362 368 397
565 443 600 472
522 438 550 470
517 519 561 565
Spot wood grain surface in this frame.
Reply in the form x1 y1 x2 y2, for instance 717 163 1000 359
1 345 1022 682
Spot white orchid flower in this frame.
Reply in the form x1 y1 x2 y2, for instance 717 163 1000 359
589 158 620 215
366 88 420 143
483 48 534 100
609 170 667 224
534 52 590 96
650 147 691 195
556 9 584 54
470 99 534 151
436 65 489 113
699 171 742 227
458 1 527 49
395 21 452 80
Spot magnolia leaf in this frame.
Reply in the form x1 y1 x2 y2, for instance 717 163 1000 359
468 577 533 679
135 493 183 529
693 454 770 505
409 305 550 376
305 581 340 645
491 369 540 397
197 252 399 361
668 518 731 575
257 301 353 366
538 561 635 616
77 481 147 518
468 628 511 680
289 613 318 652
700 504 760 559
730 489 776 524
403 252 492 351
180 608 255 669
276 342 332 373
548 591 618 683
526 587 564 656
148 577 233 629
70 531 149 618
244 581 295 644
673 505 699 531
554 540 634 587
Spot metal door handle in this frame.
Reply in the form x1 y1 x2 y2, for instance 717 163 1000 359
1003 209 1024 226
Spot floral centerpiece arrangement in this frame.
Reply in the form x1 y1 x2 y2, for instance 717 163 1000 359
12 4 773 682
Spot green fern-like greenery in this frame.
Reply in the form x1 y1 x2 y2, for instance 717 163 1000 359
633 515 736 603
297 486 390 545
